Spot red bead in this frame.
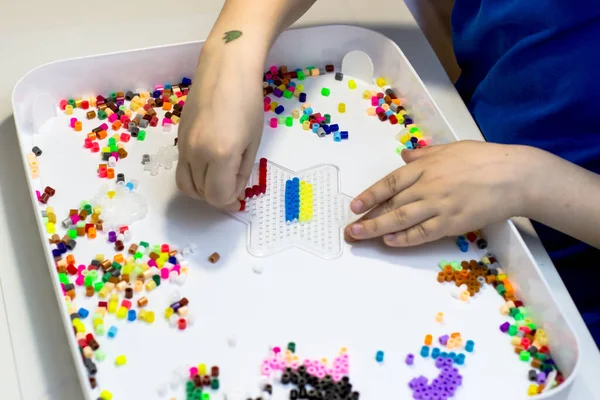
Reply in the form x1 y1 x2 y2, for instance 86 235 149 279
244 187 253 199
96 95 105 105
376 92 384 99
121 299 132 309
466 232 478 242
325 64 334 72
389 115 398 125
84 138 93 148
78 339 88 348
259 157 267 167
119 226 129 234
67 264 78 275
150 117 158 127
259 184 267 194
539 346 550 354
81 100 89 110
120 133 131 143
514 300 524 308
252 185 260 197
91 142 100 153
59 99 68 110
98 301 108 308
178 318 187 330
120 115 130 124
521 338 531 348
161 244 170 253
239 200 246 211
418 140 428 147
86 333 95 342
264 103 271 112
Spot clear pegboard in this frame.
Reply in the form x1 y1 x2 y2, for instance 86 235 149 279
229 160 353 259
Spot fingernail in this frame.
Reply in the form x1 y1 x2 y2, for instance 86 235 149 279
384 234 396 243
344 228 356 242
350 199 364 214
350 223 363 236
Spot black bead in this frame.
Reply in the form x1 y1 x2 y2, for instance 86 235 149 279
291 372 299 384
476 238 488 249
529 369 538 381
335 72 343 81
32 146 42 156
263 384 273 394
489 268 498 276
298 366 307 375
290 389 298 400
298 377 307 387
66 239 77 250
64 283 75 292
102 152 111 161
70 313 79 320
116 173 125 182
529 346 539 356
350 391 360 400
299 387 308 398
281 372 291 384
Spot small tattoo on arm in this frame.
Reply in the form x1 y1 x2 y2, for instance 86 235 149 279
223 30 242 43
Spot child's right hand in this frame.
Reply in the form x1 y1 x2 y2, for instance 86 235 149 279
176 41 265 210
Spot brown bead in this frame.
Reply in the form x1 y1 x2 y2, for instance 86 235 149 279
50 234 61 244
121 274 130 283
89 377 97 389
95 220 103 231
384 95 392 105
40 193 50 204
125 287 133 299
445 272 454 282
149 252 159 260
66 290 76 300
101 260 112 270
437 272 445 283
514 346 524 355
531 358 543 369
169 250 178 257
69 209 78 216
208 252 220 263
77 226 86 236
128 244 138 254
193 374 203 387
280 65 288 74
211 366 219 377
117 148 128 159
179 297 189 306
137 297 148 307
202 375 211 386
62 235 71 244
56 265 67 273
89 339 100 350
109 276 119 284
469 260 479 269
486 275 497 284
114 240 124 251
164 112 172 119
86 110 96 119
44 186 56 196
79 210 88 219
86 286 95 297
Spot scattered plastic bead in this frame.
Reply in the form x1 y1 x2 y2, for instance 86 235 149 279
320 87 330 97
115 354 127 366
108 326 118 338
375 350 384 363
465 340 475 352
420 346 430 358
405 354 414 365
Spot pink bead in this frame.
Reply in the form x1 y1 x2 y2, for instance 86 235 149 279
178 101 185 107
375 106 384 114
269 359 278 368
269 118 278 128
35 191 41 201
155 85 164 91
75 275 85 286
189 367 198 378
316 370 326 379
263 96 271 104
307 366 317 375
78 265 86 272
287 86 295 92
303 359 311 366
100 123 108 131
111 152 119 161
371 97 379 106
91 142 100 152
70 214 80 224
269 66 278 74
108 113 118 123
70 118 78 128
290 361 299 369
162 118 172 126
332 373 342 382
84 138 93 148
148 259 157 268
121 299 132 309
317 116 325 123
264 103 271 112
265 73 272 80
172 265 181 273
161 268 169 279
261 364 271 376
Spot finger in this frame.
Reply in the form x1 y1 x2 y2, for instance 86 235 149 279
350 164 422 214
175 161 203 200
359 187 423 221
204 159 240 206
345 201 437 240
401 144 446 163
383 217 444 247
234 142 260 200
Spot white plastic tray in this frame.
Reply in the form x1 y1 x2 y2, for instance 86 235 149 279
12 25 579 400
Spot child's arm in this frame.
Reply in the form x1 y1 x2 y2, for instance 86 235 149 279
344 141 600 249
176 0 317 208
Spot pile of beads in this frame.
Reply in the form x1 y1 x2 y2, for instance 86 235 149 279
165 297 192 331
456 231 487 252
27 150 40 178
263 64 350 142
142 145 179 176
186 363 221 400
284 177 314 223
408 357 463 399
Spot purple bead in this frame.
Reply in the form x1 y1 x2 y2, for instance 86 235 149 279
273 88 283 98
406 354 415 365
500 322 511 332
439 335 449 345
537 372 547 384
413 392 422 400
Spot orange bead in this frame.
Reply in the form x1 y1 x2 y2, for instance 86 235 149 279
88 227 97 239
162 102 172 111
87 132 97 140
97 130 108 140
424 334 432 346
114 254 124 263
74 121 82 131
451 332 461 338
66 254 75 265
112 121 122 131
106 168 115 179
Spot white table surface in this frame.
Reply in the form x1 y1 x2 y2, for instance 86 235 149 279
0 1 598 399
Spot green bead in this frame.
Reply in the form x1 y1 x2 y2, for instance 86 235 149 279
528 323 537 331
186 381 195 392
95 324 105 335
496 284 506 295
108 138 116 146
134 251 143 259
139 241 149 248
454 265 463 272
102 273 111 283
98 110 107 120
138 130 146 141
534 353 547 361
285 116 293 127
324 114 331 123
58 273 69 285
94 282 104 292
68 99 76 107
68 229 77 239
152 274 161 286
509 308 519 317
77 221 85 228
409 127 420 134
515 320 526 327
42 217 48 225
89 270 99 280
83 204 93 213
110 144 118 152
84 276 94 286
299 115 308 123
109 92 117 98
287 342 296 353
283 90 293 99
519 351 531 362
450 261 460 269
80 200 89 208
438 260 448 269
201 393 210 400
211 379 219 390
395 146 405 155
297 71 305 80
95 350 106 362
514 312 524 321
112 262 122 270
508 325 518 336
278 116 285 125
194 391 203 400
152 244 161 253
119 105 127 112
321 87 331 97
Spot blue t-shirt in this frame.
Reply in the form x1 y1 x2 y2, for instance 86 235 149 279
451 1 600 343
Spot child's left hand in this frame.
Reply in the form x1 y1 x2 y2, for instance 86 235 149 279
344 140 534 247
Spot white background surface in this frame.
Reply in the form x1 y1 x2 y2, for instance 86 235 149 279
0 1 599 399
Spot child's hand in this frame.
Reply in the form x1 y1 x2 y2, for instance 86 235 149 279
344 141 532 247
176 44 265 209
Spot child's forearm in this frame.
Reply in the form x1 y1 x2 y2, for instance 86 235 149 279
203 0 317 59
522 146 600 248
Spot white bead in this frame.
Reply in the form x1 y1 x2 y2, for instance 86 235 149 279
226 335 237 348
252 265 264 274
186 314 195 327
170 289 181 302
156 383 168 397
117 233 125 241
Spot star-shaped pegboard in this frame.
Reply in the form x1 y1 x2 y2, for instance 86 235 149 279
229 160 353 259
